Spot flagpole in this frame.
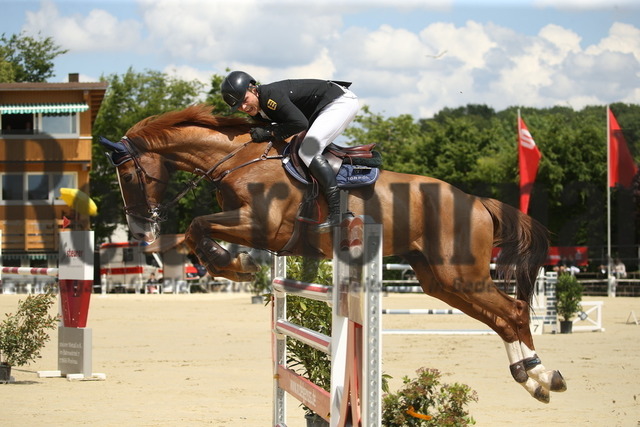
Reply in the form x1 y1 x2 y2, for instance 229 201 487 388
606 105 613 296
517 108 521 212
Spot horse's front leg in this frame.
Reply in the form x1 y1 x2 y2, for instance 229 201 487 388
184 208 262 282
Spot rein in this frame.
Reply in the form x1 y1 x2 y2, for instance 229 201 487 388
167 140 282 208
121 136 282 222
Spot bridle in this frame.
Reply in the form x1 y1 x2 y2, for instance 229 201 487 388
114 136 282 226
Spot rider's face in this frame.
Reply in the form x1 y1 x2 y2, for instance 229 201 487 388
239 88 260 116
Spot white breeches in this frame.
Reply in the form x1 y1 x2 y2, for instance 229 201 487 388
298 87 360 167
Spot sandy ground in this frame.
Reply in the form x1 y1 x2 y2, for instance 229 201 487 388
1 292 639 427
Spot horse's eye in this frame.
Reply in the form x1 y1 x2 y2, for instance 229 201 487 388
121 173 133 183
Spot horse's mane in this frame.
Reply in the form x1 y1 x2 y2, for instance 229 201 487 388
126 104 255 144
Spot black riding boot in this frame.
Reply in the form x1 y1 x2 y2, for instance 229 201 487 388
308 155 341 231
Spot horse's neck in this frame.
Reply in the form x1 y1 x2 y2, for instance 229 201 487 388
165 131 252 174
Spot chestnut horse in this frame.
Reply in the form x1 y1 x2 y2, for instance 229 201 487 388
100 104 566 402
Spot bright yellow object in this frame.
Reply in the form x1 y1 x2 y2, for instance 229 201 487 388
59 188 98 216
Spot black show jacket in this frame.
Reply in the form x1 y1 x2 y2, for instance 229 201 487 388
253 79 351 140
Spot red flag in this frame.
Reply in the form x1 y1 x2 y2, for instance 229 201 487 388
608 109 637 188
518 117 542 214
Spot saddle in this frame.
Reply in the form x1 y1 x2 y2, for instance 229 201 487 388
283 132 382 188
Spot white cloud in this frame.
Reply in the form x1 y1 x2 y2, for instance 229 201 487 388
585 22 640 62
17 0 640 118
139 0 343 68
420 21 496 69
533 0 639 10
23 0 144 52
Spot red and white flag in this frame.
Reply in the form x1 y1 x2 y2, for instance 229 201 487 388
518 117 542 214
608 108 637 188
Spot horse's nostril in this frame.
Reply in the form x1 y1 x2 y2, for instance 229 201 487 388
132 232 146 241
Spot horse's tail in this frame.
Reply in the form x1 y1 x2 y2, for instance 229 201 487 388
480 197 549 305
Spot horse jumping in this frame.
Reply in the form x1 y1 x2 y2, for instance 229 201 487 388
100 104 566 402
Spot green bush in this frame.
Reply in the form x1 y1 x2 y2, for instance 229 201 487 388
250 264 271 297
0 292 58 367
555 273 583 321
382 368 478 426
285 257 333 391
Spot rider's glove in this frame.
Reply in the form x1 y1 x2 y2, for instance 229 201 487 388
250 127 272 142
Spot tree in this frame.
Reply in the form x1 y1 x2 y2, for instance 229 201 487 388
206 72 234 116
344 106 427 175
345 102 638 266
91 68 204 242
0 32 67 82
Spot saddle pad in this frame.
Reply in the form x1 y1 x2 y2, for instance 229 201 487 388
282 156 379 188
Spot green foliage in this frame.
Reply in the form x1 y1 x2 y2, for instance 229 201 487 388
250 264 272 297
0 32 67 82
347 102 639 251
555 273 583 321
382 368 478 426
205 71 241 117
285 257 333 399
0 293 58 367
345 106 427 174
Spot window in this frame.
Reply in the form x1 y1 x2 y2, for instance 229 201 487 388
3 174 24 200
123 248 135 263
28 175 49 200
0 112 78 136
1 114 34 135
41 113 77 134
0 172 77 202
51 174 76 199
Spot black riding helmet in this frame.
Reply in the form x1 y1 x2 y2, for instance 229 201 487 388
221 71 256 110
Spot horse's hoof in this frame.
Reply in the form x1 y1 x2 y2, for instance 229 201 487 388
549 370 567 392
236 272 255 282
533 386 550 404
237 252 260 273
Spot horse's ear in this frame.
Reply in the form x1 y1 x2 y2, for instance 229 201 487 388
99 136 131 166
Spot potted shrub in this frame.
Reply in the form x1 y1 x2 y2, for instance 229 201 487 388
555 273 583 333
382 367 478 426
0 292 58 383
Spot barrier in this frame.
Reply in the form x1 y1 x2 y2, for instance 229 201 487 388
382 266 604 335
539 272 604 333
0 230 105 381
272 217 382 427
381 265 552 336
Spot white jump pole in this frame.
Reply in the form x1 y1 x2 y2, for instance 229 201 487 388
272 216 382 426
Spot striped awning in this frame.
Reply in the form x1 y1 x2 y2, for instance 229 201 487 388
0 103 89 114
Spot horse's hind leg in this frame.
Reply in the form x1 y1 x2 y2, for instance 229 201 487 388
407 254 565 402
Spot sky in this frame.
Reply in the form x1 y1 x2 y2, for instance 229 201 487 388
2 0 640 118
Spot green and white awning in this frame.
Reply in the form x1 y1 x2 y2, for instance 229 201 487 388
0 103 89 114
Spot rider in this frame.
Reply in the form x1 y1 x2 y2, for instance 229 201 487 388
220 71 360 231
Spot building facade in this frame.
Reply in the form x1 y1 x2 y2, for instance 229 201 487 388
0 74 107 268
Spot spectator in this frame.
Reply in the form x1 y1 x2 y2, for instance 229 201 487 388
613 258 627 279
146 272 160 294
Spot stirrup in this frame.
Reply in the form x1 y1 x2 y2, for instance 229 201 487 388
312 211 352 233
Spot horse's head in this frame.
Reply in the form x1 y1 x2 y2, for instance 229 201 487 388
99 136 170 243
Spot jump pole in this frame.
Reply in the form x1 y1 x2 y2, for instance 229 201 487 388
380 264 551 336
0 230 105 381
272 216 382 427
